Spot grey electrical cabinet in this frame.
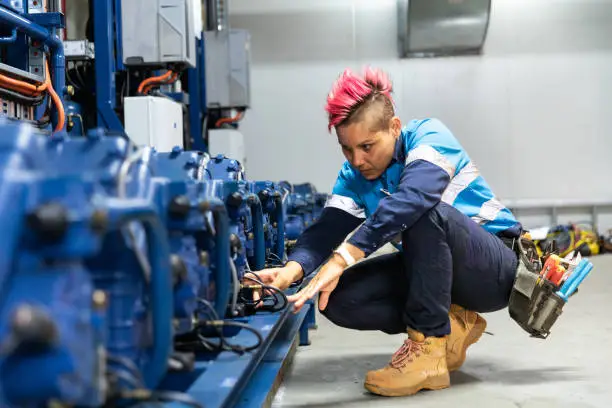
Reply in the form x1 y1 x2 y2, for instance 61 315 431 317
121 0 196 68
204 29 251 109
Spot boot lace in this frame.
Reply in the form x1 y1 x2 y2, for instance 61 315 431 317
389 338 424 369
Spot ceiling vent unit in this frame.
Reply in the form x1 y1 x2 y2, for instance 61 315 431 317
397 0 491 58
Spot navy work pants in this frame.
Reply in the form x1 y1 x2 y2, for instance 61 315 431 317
320 202 519 337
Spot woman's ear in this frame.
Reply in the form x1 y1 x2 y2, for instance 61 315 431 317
390 116 402 138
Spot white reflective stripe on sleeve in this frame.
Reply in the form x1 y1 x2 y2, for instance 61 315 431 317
471 197 505 225
441 161 480 205
405 145 455 177
325 194 366 219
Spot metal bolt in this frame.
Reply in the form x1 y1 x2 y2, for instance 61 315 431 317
90 209 108 234
230 234 242 254
92 290 107 310
198 201 210 213
170 254 188 287
199 251 209 266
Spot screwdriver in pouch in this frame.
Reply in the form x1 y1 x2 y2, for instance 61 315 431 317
557 259 593 301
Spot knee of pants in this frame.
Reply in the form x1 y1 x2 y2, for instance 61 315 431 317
318 292 354 329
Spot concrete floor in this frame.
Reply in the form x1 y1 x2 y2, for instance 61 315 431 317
273 254 612 408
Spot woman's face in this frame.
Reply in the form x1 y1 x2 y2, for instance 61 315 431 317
336 113 402 180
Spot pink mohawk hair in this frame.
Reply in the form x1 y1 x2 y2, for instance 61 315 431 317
325 67 394 132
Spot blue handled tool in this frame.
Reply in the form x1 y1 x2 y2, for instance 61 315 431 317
556 259 593 301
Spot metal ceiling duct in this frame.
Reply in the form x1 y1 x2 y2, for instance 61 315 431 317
397 0 492 58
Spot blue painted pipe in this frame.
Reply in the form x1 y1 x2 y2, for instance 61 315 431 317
205 199 231 319
50 28 65 131
0 6 48 39
274 193 285 260
0 28 16 43
248 194 266 270
0 6 65 131
104 199 173 389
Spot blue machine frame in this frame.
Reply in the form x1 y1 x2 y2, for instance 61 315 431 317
0 2 320 407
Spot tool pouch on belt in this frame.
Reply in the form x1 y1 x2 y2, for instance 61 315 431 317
508 237 566 339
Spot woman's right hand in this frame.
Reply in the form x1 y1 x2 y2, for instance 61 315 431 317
243 261 304 292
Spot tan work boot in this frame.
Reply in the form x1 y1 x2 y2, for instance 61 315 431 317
364 329 450 397
446 304 487 372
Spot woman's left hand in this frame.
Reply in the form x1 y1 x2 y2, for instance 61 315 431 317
287 256 346 313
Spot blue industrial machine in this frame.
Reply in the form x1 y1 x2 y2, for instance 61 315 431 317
0 1 326 407
282 182 328 243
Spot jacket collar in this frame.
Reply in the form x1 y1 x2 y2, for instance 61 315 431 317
391 130 406 164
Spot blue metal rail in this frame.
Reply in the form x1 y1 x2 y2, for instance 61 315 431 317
162 302 311 408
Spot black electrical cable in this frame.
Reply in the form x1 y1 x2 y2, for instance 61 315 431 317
242 274 288 312
115 389 204 408
0 86 44 105
197 298 220 320
238 284 281 311
105 369 203 408
199 320 264 354
187 299 264 355
106 368 142 390
74 62 87 90
34 93 53 128
107 354 144 385
266 252 285 267
66 61 80 90
149 390 204 408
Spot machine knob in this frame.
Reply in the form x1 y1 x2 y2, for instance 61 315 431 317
258 190 270 203
90 209 108 234
27 202 69 242
169 195 191 218
170 254 188 287
272 191 282 205
228 160 240 172
226 192 243 208
10 305 59 351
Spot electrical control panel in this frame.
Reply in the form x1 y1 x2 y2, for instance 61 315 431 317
204 29 251 109
120 0 196 68
124 96 184 152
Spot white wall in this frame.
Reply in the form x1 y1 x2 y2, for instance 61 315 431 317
228 0 612 213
